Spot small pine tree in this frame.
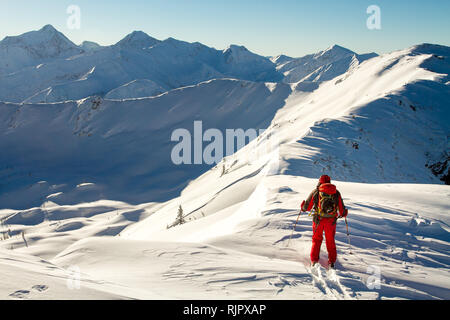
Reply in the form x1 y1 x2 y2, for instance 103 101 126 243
176 205 185 226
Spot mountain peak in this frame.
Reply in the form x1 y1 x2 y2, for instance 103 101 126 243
128 30 149 38
271 54 294 65
0 24 80 50
40 24 58 33
313 44 355 61
0 25 82 74
225 45 249 53
1 24 64 45
324 44 354 54
116 31 160 49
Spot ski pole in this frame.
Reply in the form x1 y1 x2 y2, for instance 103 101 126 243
344 216 352 254
287 201 304 247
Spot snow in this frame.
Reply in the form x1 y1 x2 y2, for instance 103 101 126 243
0 248 130 300
24 178 447 300
221 45 283 82
80 41 103 52
104 79 165 99
274 44 378 85
0 25 449 300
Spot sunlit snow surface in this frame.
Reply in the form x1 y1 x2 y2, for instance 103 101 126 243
0 40 449 299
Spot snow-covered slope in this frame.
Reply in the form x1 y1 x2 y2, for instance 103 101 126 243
50 178 447 300
0 79 291 209
0 247 132 299
0 28 448 300
279 44 449 184
104 79 165 100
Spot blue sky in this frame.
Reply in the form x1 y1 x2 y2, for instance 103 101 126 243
1 0 449 57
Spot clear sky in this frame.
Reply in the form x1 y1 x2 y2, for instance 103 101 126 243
1 0 449 57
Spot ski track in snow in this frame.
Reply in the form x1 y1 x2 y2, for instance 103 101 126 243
307 266 352 300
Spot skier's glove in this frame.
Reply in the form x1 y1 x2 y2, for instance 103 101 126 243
340 208 348 218
301 200 305 212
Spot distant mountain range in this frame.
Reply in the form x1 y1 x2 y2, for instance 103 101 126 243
0 25 376 103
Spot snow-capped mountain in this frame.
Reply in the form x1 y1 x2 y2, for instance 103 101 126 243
0 25 83 75
221 45 283 82
276 44 378 84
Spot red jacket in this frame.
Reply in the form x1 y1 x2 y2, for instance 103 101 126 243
302 183 345 217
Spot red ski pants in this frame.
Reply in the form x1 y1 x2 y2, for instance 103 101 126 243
311 217 337 264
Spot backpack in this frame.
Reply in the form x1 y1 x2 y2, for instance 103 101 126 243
316 183 338 217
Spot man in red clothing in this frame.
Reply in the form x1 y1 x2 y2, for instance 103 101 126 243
301 175 347 269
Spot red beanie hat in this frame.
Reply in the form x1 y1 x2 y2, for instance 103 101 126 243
319 175 331 184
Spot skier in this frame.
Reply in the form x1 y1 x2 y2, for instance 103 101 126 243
301 175 348 269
